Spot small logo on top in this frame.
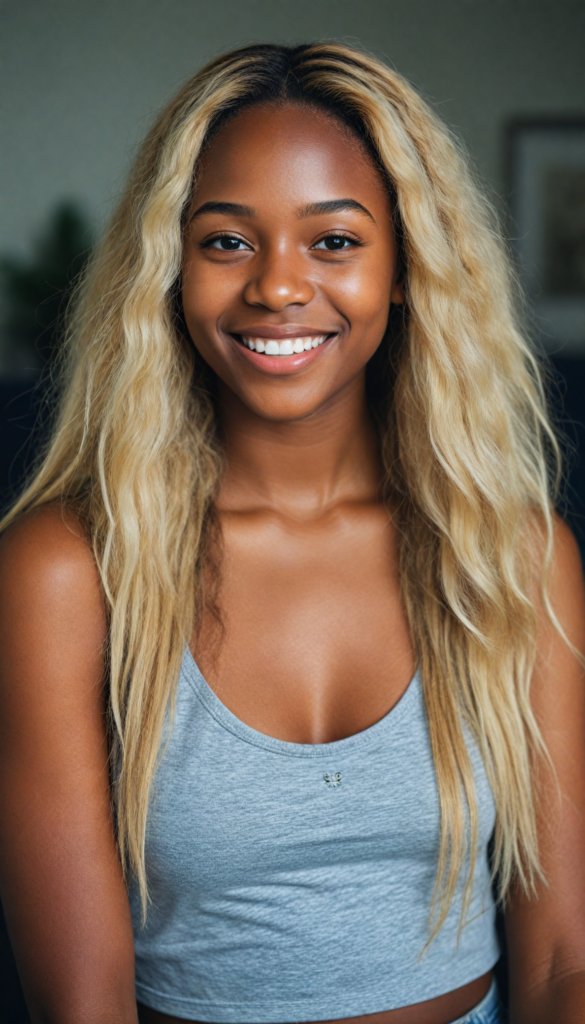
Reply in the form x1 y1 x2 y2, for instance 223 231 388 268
323 772 342 788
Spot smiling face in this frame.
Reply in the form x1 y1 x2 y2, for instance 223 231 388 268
182 102 403 422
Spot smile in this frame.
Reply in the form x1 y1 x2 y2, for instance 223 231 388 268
240 335 329 356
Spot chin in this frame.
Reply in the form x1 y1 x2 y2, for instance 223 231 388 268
242 395 328 423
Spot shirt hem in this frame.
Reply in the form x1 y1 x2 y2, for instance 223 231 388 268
135 955 500 1023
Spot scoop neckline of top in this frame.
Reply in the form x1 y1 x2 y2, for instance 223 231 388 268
181 644 421 758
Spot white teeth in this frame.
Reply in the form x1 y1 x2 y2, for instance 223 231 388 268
241 335 328 356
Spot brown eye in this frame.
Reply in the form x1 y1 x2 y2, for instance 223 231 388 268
206 236 251 251
312 235 356 251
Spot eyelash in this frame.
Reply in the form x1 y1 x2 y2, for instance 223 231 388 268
200 231 363 251
201 233 251 251
312 232 363 251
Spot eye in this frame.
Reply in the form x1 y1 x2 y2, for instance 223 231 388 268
311 234 359 251
204 235 252 251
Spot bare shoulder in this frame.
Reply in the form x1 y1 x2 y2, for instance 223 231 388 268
525 508 583 570
0 505 107 714
0 503 101 599
0 504 106 647
531 513 585 657
548 512 584 587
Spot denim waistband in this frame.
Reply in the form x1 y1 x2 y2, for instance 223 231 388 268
449 979 504 1024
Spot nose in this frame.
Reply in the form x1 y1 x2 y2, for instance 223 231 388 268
243 247 315 310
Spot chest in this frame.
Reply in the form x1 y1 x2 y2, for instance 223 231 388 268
144 657 496 900
148 665 437 895
194 503 415 744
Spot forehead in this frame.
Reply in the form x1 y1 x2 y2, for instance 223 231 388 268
192 102 390 213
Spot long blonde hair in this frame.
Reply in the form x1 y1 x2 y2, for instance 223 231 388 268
1 42 562 939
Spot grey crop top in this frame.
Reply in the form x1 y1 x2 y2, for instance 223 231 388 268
130 646 499 1022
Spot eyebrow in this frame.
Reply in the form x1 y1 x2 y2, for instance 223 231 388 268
190 198 375 222
190 201 255 220
297 199 375 222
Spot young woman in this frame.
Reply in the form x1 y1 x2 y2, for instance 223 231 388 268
0 42 584 1024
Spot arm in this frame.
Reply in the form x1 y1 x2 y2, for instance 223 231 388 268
0 508 138 1024
505 519 585 1024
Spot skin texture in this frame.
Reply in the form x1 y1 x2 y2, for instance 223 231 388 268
0 103 584 1024
0 509 138 1024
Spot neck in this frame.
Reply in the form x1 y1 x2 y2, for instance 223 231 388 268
216 372 381 517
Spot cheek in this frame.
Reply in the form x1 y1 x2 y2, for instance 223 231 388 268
180 259 243 388
326 258 393 337
181 256 238 336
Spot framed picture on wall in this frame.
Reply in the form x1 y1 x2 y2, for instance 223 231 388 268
505 118 585 356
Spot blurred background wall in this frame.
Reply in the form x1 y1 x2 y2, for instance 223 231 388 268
1 1 584 1018
1 0 585 259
